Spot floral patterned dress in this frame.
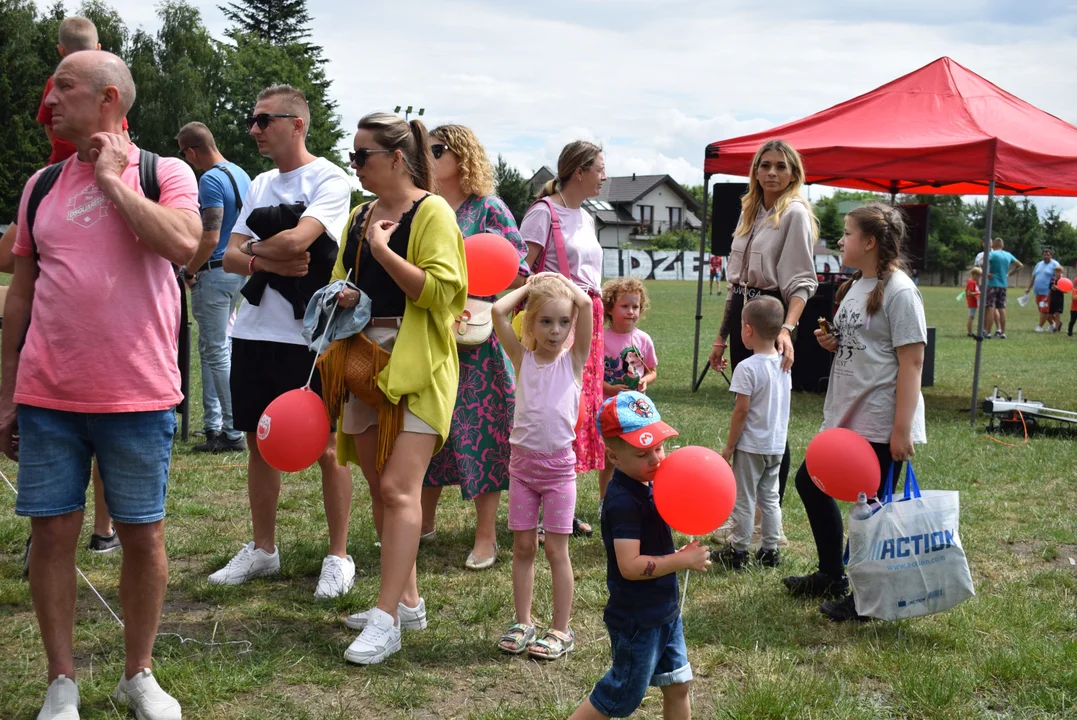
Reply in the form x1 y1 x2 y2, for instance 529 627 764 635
423 195 528 499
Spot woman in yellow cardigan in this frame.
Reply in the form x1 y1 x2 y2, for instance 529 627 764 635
332 112 466 665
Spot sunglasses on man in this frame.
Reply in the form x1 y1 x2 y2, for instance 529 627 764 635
245 113 298 130
349 148 393 167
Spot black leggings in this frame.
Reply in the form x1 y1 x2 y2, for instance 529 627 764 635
1069 310 1076 335
794 441 903 579
727 288 791 501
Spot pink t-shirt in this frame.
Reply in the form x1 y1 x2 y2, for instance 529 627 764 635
13 145 199 412
509 349 582 453
603 327 658 394
519 201 603 292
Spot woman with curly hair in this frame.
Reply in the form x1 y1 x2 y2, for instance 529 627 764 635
420 124 529 569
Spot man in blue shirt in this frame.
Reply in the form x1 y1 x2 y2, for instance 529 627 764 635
1025 248 1060 332
176 122 252 452
571 392 711 720
984 237 1023 339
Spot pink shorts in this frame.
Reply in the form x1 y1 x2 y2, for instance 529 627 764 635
508 446 577 534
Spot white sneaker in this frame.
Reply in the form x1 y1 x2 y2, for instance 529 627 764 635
112 668 181 720
1035 325 1044 332
38 675 79 720
345 598 427 631
344 607 401 665
314 554 356 598
208 542 280 585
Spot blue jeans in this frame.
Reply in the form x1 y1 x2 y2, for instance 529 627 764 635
190 267 244 440
589 616 693 718
15 406 176 524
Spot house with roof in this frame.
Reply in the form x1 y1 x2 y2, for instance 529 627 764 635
527 168 701 248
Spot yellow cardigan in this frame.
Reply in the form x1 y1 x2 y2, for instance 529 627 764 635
333 195 467 466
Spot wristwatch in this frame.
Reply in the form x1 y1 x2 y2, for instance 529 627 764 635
781 323 797 333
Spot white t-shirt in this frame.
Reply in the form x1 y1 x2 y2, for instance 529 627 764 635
519 200 602 292
729 352 790 455
231 157 352 345
823 270 927 444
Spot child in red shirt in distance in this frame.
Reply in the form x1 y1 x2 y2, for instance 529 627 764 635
966 266 982 338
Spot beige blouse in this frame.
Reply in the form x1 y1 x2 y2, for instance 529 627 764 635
726 198 818 306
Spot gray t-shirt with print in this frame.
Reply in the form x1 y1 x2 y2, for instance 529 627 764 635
822 269 927 444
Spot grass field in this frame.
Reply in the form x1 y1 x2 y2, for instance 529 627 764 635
1 282 1075 719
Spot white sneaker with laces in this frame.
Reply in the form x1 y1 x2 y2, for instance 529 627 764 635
344 607 402 665
38 675 79 720
314 554 356 598
208 542 280 585
112 668 181 720
345 598 427 631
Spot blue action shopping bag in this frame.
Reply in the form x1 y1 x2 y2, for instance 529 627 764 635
846 463 975 620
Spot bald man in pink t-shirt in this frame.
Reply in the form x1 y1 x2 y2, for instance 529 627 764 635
0 51 201 720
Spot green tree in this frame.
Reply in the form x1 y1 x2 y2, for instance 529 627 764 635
0 0 56 219
126 2 221 157
493 155 533 225
1040 207 1077 267
219 0 312 44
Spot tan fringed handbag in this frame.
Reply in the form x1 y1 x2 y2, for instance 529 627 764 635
316 202 403 470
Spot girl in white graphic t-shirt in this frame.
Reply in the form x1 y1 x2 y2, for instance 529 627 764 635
783 203 927 622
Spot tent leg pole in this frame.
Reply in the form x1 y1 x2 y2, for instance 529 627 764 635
691 174 712 391
969 180 996 426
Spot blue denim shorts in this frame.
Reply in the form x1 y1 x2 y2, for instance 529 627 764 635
15 406 177 524
589 616 693 718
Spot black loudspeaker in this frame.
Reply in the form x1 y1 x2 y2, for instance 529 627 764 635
710 183 748 256
922 326 936 387
898 203 929 272
792 281 836 393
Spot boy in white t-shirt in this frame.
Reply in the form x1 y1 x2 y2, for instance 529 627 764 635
715 296 791 570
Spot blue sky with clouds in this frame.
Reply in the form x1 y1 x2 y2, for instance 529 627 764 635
110 0 1077 218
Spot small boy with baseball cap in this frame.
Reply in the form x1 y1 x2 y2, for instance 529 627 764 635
570 391 711 720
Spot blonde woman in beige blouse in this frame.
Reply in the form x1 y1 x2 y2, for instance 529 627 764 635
708 140 818 517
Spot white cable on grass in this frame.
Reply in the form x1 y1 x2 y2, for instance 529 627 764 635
1 466 251 654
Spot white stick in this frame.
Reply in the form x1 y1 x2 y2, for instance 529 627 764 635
680 535 693 613
305 269 353 390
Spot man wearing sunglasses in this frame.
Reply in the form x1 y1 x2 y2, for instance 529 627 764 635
175 121 252 454
215 84 357 600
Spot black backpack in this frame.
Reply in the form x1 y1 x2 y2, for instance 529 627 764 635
25 150 161 258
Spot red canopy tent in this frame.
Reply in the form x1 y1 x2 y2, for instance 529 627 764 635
690 57 1077 423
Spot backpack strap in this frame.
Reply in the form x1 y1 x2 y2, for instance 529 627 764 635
539 197 572 281
213 163 243 212
139 150 161 203
26 161 67 260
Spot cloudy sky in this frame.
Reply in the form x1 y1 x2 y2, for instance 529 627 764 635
111 0 1077 217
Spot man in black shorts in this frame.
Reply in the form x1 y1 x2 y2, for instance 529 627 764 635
210 84 357 599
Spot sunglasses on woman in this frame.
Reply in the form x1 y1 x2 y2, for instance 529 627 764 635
245 113 298 130
430 143 452 160
349 148 393 167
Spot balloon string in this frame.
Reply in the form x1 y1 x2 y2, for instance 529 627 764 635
305 269 353 390
680 535 693 613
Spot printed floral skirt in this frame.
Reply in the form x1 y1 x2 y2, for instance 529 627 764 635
423 332 515 500
573 293 605 473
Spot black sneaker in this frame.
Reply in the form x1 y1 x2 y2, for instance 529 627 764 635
212 434 247 453
192 430 221 453
982 332 992 340
996 332 1007 339
782 571 849 598
22 535 31 577
713 544 749 571
819 593 870 622
755 547 781 567
88 531 121 554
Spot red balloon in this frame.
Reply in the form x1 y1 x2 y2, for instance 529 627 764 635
464 233 520 296
653 446 736 535
804 428 880 502
256 388 330 473
1058 278 1074 293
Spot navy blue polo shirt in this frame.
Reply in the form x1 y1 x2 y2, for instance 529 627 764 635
601 468 679 629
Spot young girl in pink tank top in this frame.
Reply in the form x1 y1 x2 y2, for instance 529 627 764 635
491 272 593 661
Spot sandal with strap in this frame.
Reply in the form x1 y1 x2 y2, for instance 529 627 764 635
528 628 575 661
572 517 593 538
498 622 536 655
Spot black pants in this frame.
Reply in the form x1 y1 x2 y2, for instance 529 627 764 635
1069 310 1076 335
727 288 792 502
794 441 903 579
